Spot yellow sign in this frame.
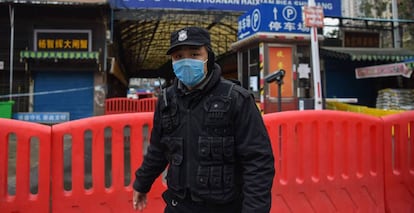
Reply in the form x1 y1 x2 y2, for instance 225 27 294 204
37 39 88 50
35 30 91 51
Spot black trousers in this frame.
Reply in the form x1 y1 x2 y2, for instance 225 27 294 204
162 190 242 213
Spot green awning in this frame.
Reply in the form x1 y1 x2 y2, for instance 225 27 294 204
20 51 99 61
320 47 414 62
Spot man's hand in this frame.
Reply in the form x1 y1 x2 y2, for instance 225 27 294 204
132 190 147 211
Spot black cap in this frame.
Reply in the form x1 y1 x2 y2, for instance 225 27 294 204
166 27 211 55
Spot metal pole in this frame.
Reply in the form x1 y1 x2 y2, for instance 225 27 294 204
9 4 14 101
277 80 283 112
308 0 323 109
391 0 400 48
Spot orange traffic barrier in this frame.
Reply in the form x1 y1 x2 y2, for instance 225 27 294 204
138 97 158 112
3 110 414 212
263 110 385 212
0 118 52 213
105 98 158 114
50 112 166 212
104 98 141 114
381 111 414 213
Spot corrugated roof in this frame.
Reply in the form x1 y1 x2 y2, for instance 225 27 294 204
113 9 242 77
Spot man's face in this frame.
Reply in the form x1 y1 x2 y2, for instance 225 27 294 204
171 45 209 74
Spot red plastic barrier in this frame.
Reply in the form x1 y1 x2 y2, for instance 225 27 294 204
382 111 414 213
138 98 158 112
50 112 166 212
5 109 414 212
104 98 141 115
264 110 385 212
0 118 52 213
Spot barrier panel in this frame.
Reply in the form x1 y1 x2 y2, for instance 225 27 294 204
382 111 414 213
3 110 414 212
138 98 158 112
0 118 51 213
104 98 141 115
263 110 385 212
105 98 158 114
50 113 166 212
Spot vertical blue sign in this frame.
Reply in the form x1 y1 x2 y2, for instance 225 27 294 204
238 4 310 40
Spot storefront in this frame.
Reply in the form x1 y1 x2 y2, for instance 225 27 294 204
1 2 108 122
321 47 414 108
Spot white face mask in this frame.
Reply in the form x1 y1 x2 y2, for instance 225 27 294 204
172 58 207 87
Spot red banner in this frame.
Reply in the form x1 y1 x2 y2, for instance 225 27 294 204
268 47 293 98
355 63 412 79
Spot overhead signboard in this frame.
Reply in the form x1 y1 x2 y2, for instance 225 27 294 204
355 63 412 79
34 29 92 51
110 0 341 17
344 31 380 48
237 3 309 40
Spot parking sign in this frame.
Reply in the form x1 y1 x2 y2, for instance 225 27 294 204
238 4 310 40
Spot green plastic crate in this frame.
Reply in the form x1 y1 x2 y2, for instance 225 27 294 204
0 101 14 118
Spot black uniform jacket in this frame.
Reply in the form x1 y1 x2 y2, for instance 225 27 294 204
134 64 275 212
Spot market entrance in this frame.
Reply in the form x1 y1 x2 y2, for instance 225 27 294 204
110 9 243 81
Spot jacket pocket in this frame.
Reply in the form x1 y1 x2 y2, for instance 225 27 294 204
198 136 234 165
194 165 236 202
210 165 236 201
196 166 210 195
198 137 211 163
210 166 223 190
223 165 235 193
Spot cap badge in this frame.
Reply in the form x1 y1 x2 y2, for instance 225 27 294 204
178 30 188 41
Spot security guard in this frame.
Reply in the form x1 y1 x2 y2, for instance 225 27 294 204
132 26 275 213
